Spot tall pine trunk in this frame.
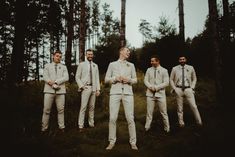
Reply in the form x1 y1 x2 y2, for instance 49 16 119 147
7 0 27 85
79 0 86 62
120 0 126 47
178 0 185 44
66 0 74 82
222 0 233 106
36 39 40 81
208 0 223 104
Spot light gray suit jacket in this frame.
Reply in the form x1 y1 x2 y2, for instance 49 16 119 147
144 66 169 98
170 64 197 90
43 62 69 94
105 60 137 95
75 61 100 92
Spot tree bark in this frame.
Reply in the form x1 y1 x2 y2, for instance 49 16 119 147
7 0 27 85
222 0 230 43
120 0 126 47
178 0 185 43
79 0 86 62
36 39 40 81
66 0 74 82
222 0 234 106
208 0 223 104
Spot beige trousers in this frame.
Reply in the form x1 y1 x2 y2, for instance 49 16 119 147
108 94 137 145
41 93 65 131
175 87 202 126
145 96 170 132
78 86 96 128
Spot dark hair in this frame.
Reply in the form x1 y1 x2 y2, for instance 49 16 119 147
86 49 93 53
53 50 62 55
151 55 160 62
178 52 188 59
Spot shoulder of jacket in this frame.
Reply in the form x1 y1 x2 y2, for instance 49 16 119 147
127 61 135 67
59 63 66 66
145 68 150 73
159 66 167 71
80 61 86 65
186 64 194 69
163 68 169 74
172 65 178 70
77 62 86 67
93 62 98 66
44 63 51 68
109 61 117 66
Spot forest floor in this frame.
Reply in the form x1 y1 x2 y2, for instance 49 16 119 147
2 78 235 157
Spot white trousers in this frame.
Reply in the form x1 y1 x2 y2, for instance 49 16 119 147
78 86 96 128
108 94 137 145
41 93 65 131
145 96 170 132
175 87 202 126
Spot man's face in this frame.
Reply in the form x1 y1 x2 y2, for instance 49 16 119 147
86 51 94 61
151 58 160 67
53 53 62 63
179 56 187 66
120 48 130 60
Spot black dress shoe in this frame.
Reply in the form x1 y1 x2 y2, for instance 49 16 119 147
59 128 65 133
40 129 48 136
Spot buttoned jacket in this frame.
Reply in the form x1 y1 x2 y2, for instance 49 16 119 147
43 62 69 94
105 60 137 95
75 61 100 92
144 66 169 97
170 64 197 90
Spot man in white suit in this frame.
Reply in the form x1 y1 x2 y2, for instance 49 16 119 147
75 49 100 132
105 47 138 150
41 50 69 133
144 55 170 133
170 55 202 128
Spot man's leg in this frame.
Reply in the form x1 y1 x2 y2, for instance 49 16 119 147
145 97 155 131
122 95 137 145
88 91 96 127
78 87 92 129
41 93 54 131
185 88 202 125
108 95 121 145
55 94 65 130
157 97 170 132
175 88 185 127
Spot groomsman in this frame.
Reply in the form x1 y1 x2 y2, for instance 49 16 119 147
41 50 69 133
75 49 100 132
105 47 138 150
144 55 170 133
170 55 202 127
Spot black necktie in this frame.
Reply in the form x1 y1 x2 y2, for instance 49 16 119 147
89 62 92 85
154 68 157 84
55 64 58 75
182 66 185 90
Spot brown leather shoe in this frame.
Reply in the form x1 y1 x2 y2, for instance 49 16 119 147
58 128 65 133
79 128 85 133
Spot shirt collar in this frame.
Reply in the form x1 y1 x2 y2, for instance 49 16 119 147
152 65 161 70
86 60 93 64
53 62 59 66
118 59 127 64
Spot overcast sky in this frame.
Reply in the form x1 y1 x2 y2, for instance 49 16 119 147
99 0 234 48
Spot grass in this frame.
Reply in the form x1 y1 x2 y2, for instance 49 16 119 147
2 73 234 157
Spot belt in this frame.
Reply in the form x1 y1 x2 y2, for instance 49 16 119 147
176 85 190 88
86 83 92 86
